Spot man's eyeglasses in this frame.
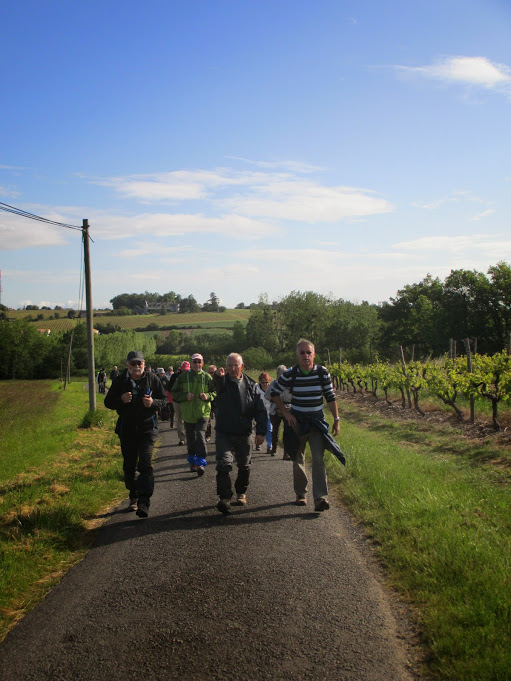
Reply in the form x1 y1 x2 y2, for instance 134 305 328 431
129 361 144 367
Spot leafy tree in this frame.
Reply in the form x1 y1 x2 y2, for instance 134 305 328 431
179 295 200 313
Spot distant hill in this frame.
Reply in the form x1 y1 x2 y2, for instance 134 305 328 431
9 308 251 333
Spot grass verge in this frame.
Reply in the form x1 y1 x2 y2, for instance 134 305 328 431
325 398 511 681
0 380 124 642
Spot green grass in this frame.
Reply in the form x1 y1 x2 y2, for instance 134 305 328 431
11 308 252 333
324 399 511 681
0 380 124 640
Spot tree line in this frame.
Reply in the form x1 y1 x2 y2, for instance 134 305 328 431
1 261 509 379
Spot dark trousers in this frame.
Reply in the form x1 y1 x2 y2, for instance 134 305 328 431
270 413 283 453
184 418 208 460
215 431 252 500
120 429 157 505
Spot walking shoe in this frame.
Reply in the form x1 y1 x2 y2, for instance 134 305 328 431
295 496 307 506
136 501 149 518
196 466 205 477
233 493 247 506
178 440 185 446
266 447 272 454
216 499 232 515
206 437 211 442
127 497 138 511
190 465 197 472
314 499 330 513
255 445 261 451
270 450 276 457
283 454 291 461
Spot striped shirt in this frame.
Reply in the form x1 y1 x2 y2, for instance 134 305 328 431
271 365 336 415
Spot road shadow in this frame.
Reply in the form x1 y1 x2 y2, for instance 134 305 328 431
93 501 320 549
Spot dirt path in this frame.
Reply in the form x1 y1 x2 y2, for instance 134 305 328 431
0 422 421 681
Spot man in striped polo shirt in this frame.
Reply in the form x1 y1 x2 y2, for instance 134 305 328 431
271 338 340 512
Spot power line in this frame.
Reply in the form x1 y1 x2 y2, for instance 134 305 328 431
0 201 82 231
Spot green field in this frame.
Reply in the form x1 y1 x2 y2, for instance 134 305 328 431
7 308 251 333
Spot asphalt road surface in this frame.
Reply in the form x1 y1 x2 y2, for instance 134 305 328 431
0 420 420 681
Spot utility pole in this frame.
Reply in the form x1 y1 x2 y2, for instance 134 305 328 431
83 219 96 411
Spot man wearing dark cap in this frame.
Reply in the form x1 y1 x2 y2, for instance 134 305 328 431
104 350 167 517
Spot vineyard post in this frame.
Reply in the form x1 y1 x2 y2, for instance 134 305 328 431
327 348 331 365
64 328 74 391
507 332 511 356
339 348 342 364
463 338 475 424
397 345 412 408
83 219 96 411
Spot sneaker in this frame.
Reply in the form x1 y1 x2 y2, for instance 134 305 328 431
270 450 276 457
233 493 247 506
127 497 138 511
314 499 330 513
266 447 272 454
196 466 205 477
216 499 232 515
136 501 149 518
190 465 197 472
283 453 291 461
206 437 211 442
178 440 185 446
295 496 307 506
255 445 261 451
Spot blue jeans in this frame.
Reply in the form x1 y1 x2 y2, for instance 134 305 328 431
215 431 252 499
184 418 208 466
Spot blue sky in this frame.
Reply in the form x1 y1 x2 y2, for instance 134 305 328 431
1 0 511 310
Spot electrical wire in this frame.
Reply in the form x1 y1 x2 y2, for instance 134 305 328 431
0 201 82 231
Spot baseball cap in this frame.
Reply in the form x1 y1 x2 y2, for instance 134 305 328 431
181 361 191 370
127 350 144 362
191 353 203 361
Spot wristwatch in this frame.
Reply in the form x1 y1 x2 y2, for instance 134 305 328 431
334 417 340 421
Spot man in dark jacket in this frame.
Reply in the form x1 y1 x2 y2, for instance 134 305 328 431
104 350 167 518
213 353 267 514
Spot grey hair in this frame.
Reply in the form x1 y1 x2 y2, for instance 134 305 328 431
226 352 243 364
276 364 287 377
296 338 315 352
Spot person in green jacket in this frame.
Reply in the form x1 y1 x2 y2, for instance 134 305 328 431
171 353 216 476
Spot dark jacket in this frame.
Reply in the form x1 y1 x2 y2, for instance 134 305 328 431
104 369 167 437
213 373 267 437
283 413 346 465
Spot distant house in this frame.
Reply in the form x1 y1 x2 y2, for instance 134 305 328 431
37 329 51 335
143 300 180 314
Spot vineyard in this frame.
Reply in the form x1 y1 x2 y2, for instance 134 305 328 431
327 351 511 431
11 309 251 333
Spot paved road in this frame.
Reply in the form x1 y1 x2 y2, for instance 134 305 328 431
0 421 419 681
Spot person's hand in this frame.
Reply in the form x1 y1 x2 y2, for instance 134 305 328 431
187 392 194 401
142 395 153 408
284 410 297 428
331 419 340 436
121 392 132 404
199 392 208 401
255 434 265 447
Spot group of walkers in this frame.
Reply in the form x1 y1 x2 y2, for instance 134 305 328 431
104 338 342 518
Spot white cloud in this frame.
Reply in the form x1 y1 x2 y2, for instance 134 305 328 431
90 166 394 223
470 208 495 221
395 56 511 94
393 234 510 259
0 214 71 250
90 211 280 241
220 181 393 222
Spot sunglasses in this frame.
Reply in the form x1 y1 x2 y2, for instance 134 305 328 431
129 361 144 367
192 359 202 363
